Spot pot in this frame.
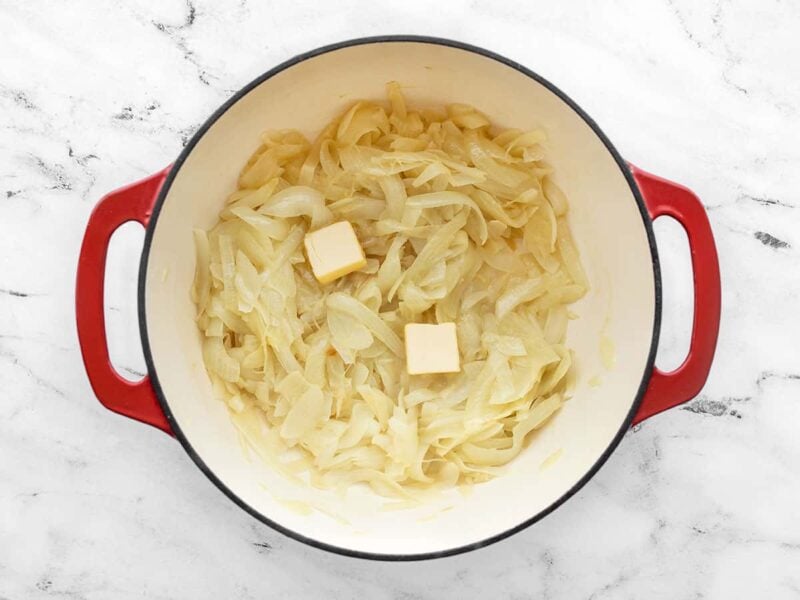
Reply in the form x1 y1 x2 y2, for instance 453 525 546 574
76 36 721 560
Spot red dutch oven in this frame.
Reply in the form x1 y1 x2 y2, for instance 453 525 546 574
76 37 721 560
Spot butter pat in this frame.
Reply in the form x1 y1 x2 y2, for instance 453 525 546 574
404 323 460 375
304 221 367 284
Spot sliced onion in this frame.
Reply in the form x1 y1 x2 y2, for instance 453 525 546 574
192 82 588 499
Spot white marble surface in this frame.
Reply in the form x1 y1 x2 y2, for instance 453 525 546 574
2 0 799 597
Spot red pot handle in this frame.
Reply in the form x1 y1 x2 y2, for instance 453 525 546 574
76 168 173 435
630 165 721 425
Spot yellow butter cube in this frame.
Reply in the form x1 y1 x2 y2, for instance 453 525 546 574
304 221 367 284
404 323 461 375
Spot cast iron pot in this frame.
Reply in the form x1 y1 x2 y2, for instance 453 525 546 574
76 36 721 560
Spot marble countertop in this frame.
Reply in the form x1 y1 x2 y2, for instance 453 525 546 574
2 1 799 598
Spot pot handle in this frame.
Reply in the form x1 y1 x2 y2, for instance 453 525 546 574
76 168 173 434
630 165 721 425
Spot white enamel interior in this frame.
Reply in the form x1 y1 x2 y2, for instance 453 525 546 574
143 41 657 557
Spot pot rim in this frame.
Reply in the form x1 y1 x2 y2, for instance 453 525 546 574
138 34 662 561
